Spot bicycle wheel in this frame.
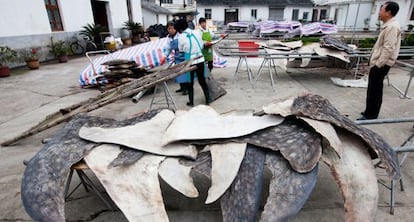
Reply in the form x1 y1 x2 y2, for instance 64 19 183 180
85 42 97 52
70 43 84 55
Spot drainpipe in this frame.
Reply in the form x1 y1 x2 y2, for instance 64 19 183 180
344 3 349 31
351 0 361 44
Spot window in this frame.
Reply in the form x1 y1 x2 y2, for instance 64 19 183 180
303 12 309 20
44 0 63 31
292 9 299 21
411 7 414 20
161 0 173 3
205 9 212 19
320 9 327 20
251 9 257 20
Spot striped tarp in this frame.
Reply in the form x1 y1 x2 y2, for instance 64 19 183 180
79 38 227 86
259 21 302 34
298 22 337 36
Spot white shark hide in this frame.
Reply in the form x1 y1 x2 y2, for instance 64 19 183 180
163 105 284 145
205 142 247 204
158 157 199 198
84 144 168 222
79 110 197 159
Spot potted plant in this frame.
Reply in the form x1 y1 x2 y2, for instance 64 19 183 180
120 27 132 45
363 18 370 31
0 46 17 77
21 47 41 70
407 24 414 32
123 21 144 43
80 23 106 49
47 40 70 63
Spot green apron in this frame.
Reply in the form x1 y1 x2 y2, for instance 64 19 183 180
201 31 213 62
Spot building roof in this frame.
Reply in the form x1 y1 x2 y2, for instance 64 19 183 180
142 1 172 14
197 0 314 7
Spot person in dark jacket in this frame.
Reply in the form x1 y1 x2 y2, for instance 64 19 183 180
175 19 210 106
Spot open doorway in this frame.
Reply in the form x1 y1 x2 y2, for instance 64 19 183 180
91 0 109 30
225 8 238 25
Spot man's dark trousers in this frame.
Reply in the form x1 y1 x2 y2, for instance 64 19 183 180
364 65 391 119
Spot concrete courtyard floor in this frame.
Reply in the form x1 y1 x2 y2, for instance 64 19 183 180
0 53 413 221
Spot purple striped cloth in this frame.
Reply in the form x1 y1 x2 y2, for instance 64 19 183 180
300 22 337 35
259 21 302 34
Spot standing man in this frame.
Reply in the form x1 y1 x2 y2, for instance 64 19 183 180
198 17 226 74
358 1 401 120
175 19 211 106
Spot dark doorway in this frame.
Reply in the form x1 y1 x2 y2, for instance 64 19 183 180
224 8 238 25
91 0 109 29
312 9 318 22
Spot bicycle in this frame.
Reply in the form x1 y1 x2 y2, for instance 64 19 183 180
70 33 98 55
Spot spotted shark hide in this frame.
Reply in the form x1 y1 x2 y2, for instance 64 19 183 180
290 94 400 180
180 151 212 179
21 111 160 222
158 157 199 198
322 129 378 222
298 117 342 157
84 144 168 222
79 109 198 159
108 146 145 168
234 119 322 173
163 105 284 144
205 142 247 204
220 144 266 222
261 151 319 222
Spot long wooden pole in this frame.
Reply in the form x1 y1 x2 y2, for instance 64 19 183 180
1 61 196 146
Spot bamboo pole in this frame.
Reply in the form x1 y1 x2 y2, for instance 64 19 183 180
1 61 196 146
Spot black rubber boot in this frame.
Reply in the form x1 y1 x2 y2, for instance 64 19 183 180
203 88 211 105
175 83 184 93
186 84 194 107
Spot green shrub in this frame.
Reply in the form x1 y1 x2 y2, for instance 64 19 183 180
357 38 377 48
402 33 414 46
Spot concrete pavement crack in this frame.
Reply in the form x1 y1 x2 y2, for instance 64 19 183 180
67 209 116 222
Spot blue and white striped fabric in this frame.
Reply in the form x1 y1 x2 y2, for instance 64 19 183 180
79 37 228 86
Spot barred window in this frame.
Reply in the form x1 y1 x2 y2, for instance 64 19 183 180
161 0 173 3
292 9 299 21
251 9 257 20
205 9 212 19
44 0 63 31
411 7 414 20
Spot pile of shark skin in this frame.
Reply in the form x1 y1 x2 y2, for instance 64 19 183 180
21 94 400 222
256 36 358 71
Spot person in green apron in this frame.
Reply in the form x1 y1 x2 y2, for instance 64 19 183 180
175 19 210 106
198 17 226 73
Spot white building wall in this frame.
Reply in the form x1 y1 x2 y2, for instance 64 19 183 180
318 0 413 31
284 6 314 22
197 5 226 23
141 9 169 28
239 6 269 21
197 5 269 25
0 0 51 37
107 0 130 32
130 0 144 24
59 0 94 32
142 9 157 28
